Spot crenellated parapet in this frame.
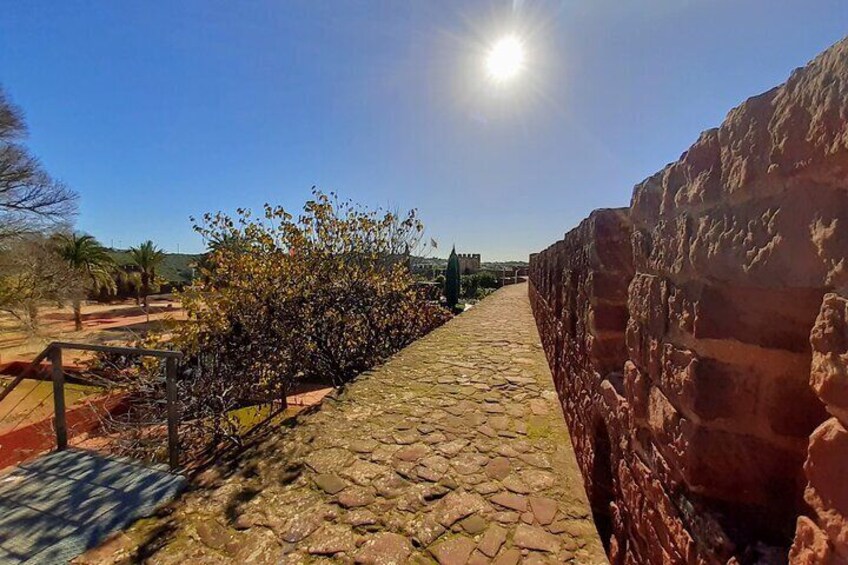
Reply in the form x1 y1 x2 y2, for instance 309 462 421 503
530 36 848 564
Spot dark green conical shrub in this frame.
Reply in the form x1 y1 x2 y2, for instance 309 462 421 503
445 247 460 309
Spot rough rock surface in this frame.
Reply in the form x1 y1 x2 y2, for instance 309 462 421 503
790 293 848 563
74 285 606 564
530 37 848 564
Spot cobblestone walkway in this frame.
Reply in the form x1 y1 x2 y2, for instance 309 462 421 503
79 284 606 564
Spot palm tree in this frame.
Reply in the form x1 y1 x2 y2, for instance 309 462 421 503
54 233 116 331
129 240 165 310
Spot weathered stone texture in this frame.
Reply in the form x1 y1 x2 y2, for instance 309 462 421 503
790 293 848 563
531 37 848 564
76 285 607 565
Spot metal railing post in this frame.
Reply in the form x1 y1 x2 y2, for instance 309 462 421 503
165 357 179 470
50 346 67 450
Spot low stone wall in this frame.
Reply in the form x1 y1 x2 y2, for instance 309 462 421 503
530 37 848 563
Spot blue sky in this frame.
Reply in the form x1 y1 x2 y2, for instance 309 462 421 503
1 1 846 260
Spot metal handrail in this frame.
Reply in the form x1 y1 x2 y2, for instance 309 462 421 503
1 342 183 470
50 342 182 359
0 347 52 404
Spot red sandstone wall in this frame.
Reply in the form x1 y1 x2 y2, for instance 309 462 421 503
789 294 848 563
528 209 634 555
530 37 848 564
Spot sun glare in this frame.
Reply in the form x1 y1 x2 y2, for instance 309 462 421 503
485 35 526 83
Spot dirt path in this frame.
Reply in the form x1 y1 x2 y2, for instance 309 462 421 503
0 297 185 365
78 284 606 564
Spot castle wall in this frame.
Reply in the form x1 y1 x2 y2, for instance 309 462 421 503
529 37 848 564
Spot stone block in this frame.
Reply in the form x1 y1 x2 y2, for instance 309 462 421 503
803 418 848 557
810 293 848 424
692 284 825 353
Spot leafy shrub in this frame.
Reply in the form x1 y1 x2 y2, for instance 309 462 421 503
475 287 496 300
461 271 499 299
175 191 450 437
88 191 452 459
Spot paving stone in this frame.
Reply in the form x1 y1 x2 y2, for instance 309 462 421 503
435 491 489 528
338 487 376 508
495 445 520 458
393 461 417 480
233 512 258 530
395 443 431 462
194 518 231 550
393 430 420 445
477 524 507 557
305 448 355 474
423 484 451 502
451 453 486 475
350 439 379 454
372 473 408 498
512 440 532 454
523 553 556 565
478 425 497 438
490 492 529 512
529 399 549 415
354 532 412 564
416 465 442 482
467 550 491 565
485 457 511 480
307 524 356 555
339 460 388 486
345 509 378 526
547 521 568 534
550 519 597 538
493 511 520 524
474 481 501 495
281 512 323 543
502 475 530 494
492 548 522 565
459 514 488 535
513 524 560 553
229 527 281 563
488 415 510 430
410 513 447 547
528 497 558 526
423 431 448 445
430 535 477 565
436 439 469 457
314 473 348 495
519 469 556 491
439 476 459 490
519 453 552 469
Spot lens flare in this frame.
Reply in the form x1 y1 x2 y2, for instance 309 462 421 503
485 35 526 82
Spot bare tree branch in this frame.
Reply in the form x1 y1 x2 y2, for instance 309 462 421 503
0 87 77 241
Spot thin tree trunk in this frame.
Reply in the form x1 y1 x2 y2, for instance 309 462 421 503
141 273 150 310
73 300 82 331
26 302 39 333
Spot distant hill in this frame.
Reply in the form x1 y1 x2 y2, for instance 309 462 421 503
481 261 529 270
108 250 201 284
103 252 527 284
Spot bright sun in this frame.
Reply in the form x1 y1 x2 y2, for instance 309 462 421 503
486 35 526 83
